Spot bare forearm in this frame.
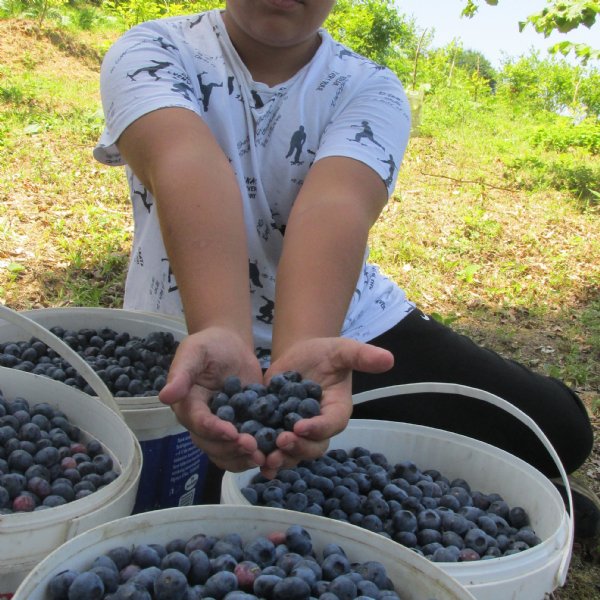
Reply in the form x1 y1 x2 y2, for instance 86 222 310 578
271 157 387 358
117 108 253 342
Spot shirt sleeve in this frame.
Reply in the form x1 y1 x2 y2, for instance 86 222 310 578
314 69 411 195
93 20 203 166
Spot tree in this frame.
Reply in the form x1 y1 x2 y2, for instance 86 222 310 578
463 0 599 62
325 0 419 76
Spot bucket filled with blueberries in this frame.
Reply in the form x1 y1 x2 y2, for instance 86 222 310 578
11 504 476 599
0 306 143 595
0 306 210 513
221 381 573 600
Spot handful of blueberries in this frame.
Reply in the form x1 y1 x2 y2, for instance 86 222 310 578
0 392 119 513
240 447 542 563
0 327 179 398
209 372 322 455
47 524 404 600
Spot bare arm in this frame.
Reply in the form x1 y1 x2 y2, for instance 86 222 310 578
271 156 388 355
116 107 252 340
262 157 395 476
117 108 264 471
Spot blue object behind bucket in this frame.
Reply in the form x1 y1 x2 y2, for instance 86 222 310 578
134 431 208 513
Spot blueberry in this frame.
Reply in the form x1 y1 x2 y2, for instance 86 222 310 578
234 560 261 590
223 376 243 397
255 427 278 454
285 492 308 512
184 549 210 585
254 573 282 598
300 379 322 400
417 508 442 531
243 538 277 570
90 565 119 593
280 396 301 414
89 555 118 574
112 581 152 599
8 449 34 472
392 460 421 485
131 566 162 592
393 530 417 547
47 569 79 600
277 413 301 434
327 574 357 600
272 575 311 600
508 506 530 529
0 486 10 509
153 568 188 600
42 494 67 508
67 571 104 599
267 374 289 393
284 525 312 556
131 544 161 569
515 527 541 547
417 528 442 546
297 398 320 419
392 509 417 533
217 405 236 423
488 500 510 520
248 395 278 422
34 445 60 467
50 477 75 500
160 551 191 575
321 552 351 580
438 493 461 511
185 533 217 555
464 527 490 554
204 569 239 599
441 530 465 550
12 493 37 511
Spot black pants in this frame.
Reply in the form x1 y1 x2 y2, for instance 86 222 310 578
351 308 594 478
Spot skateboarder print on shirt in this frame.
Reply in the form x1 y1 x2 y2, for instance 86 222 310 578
379 154 397 188
286 125 307 164
256 296 275 324
127 60 172 81
197 72 223 112
348 120 385 150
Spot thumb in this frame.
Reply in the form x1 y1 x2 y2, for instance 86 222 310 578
335 338 394 374
159 339 207 405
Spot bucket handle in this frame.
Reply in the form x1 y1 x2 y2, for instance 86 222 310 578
0 305 123 419
352 382 574 586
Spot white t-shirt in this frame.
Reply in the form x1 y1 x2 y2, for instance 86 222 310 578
94 9 415 365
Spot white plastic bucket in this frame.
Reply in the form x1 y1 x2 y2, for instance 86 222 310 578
0 307 209 512
12 504 476 600
0 306 142 596
221 383 573 600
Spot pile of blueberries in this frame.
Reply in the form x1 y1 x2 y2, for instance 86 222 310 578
47 524 404 600
240 447 542 563
209 372 322 455
0 393 119 513
0 326 179 398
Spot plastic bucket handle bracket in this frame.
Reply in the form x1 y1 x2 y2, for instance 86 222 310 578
352 382 574 586
0 305 122 419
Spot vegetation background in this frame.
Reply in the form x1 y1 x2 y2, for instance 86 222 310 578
0 0 598 596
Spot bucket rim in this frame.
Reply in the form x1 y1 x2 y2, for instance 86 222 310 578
13 505 477 600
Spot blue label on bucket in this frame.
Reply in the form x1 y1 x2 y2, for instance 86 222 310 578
133 431 209 513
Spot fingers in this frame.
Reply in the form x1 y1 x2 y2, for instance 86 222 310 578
158 336 208 405
333 338 394 374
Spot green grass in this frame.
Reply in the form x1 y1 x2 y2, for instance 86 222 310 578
1 15 599 396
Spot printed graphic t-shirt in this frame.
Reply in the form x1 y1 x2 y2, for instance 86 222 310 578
94 9 416 365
